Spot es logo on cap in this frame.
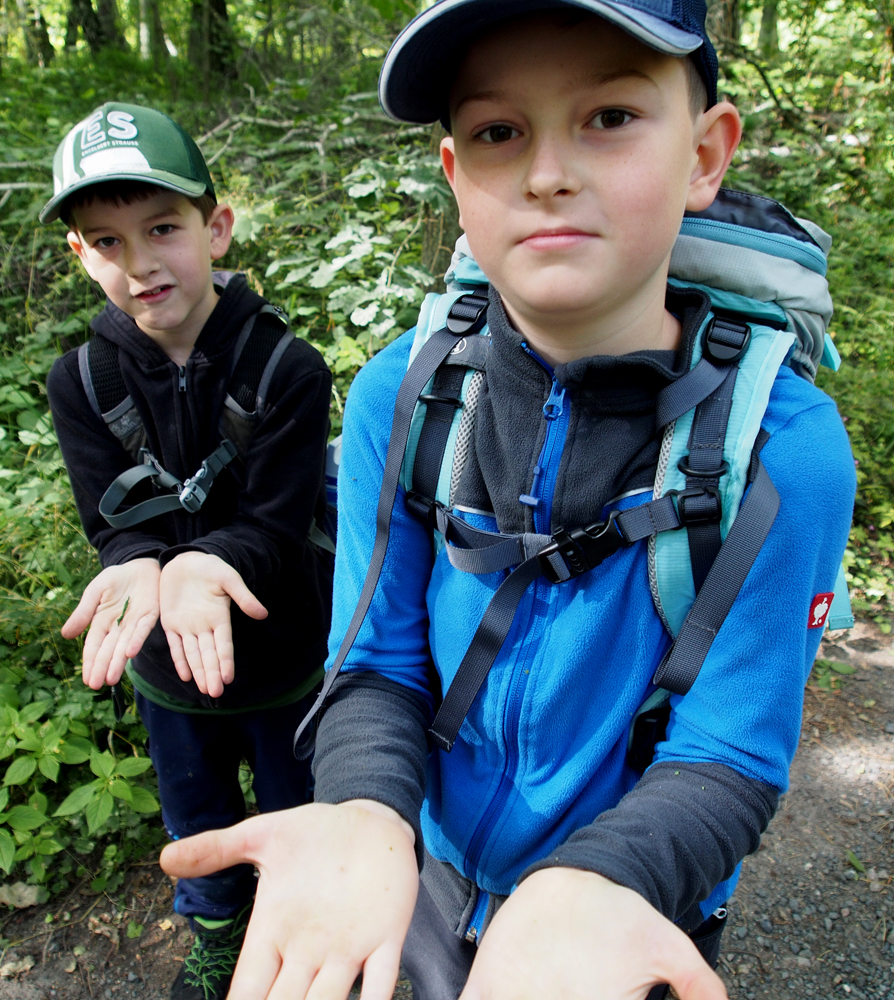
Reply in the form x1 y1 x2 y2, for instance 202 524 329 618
81 109 138 151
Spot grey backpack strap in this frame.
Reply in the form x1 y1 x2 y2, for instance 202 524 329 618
78 339 147 460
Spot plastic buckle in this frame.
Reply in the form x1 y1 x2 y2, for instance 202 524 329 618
179 463 210 513
704 317 751 364
667 486 722 528
446 293 489 336
538 512 626 584
405 491 438 527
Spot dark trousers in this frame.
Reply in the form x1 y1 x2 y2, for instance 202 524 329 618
402 878 727 1000
136 691 315 922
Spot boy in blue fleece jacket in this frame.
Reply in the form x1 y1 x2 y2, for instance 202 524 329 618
162 3 856 999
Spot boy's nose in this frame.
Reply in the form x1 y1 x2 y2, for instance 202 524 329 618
524 136 582 201
125 241 161 279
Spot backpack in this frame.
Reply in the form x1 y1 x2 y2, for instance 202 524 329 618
295 188 853 761
79 288 335 556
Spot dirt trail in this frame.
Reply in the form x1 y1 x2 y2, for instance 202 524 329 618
0 624 891 1000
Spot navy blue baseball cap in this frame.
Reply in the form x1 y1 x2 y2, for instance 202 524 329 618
379 0 718 124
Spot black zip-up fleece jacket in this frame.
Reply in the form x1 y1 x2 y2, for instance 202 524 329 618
47 273 333 710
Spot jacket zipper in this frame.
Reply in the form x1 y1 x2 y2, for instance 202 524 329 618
178 366 187 392
462 343 570 891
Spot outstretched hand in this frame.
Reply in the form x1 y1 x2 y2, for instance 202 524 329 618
61 558 161 689
160 800 419 1000
159 551 267 698
460 868 728 1000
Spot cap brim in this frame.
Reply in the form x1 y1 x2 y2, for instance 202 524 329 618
39 170 208 224
379 0 704 124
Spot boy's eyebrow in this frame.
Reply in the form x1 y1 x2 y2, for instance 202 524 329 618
80 206 184 237
453 68 658 116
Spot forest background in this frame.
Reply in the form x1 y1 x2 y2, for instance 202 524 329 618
0 0 891 911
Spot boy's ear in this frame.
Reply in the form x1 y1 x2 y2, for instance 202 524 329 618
207 202 235 261
440 136 464 229
686 101 742 213
67 230 98 280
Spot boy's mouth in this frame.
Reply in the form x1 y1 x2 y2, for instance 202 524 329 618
521 228 594 251
135 285 174 301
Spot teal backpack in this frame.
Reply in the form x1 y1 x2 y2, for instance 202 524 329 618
297 188 853 762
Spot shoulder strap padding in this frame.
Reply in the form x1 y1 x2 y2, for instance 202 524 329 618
78 339 147 462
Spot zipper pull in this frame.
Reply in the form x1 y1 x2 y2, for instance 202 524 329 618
178 366 187 392
519 465 543 508
543 378 565 420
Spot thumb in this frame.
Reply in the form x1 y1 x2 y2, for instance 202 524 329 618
61 582 103 639
219 566 268 620
161 822 255 880
664 942 728 1000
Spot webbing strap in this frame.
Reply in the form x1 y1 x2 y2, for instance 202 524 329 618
684 365 738 592
413 363 467 500
655 357 728 430
652 456 779 695
429 554 545 752
435 507 552 575
292 327 465 759
98 440 238 529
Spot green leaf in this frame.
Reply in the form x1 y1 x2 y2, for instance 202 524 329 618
54 781 99 817
0 788 8 811
115 756 152 778
90 751 115 780
0 828 14 873
4 755 37 786
36 838 64 856
127 786 160 814
58 736 93 764
18 701 48 724
5 805 48 832
126 921 144 939
37 755 60 782
85 790 114 833
831 662 856 675
846 850 866 872
108 779 133 803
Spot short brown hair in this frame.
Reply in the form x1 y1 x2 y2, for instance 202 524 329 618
61 180 217 229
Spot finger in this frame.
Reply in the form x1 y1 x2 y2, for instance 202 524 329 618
227 925 293 1000
197 632 223 699
164 631 194 684
221 569 268 621
213 624 236 686
358 943 403 1000
302 960 359 1000
124 611 159 659
180 632 208 694
83 623 120 689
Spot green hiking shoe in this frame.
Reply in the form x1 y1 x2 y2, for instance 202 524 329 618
170 904 252 1000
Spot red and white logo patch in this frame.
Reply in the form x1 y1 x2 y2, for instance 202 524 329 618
808 593 834 629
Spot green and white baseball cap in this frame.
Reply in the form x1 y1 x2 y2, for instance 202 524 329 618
40 102 215 224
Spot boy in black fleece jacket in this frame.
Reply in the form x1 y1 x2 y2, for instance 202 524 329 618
41 103 332 1000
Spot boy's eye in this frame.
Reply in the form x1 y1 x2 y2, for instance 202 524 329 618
590 109 634 130
475 124 520 144
152 224 176 236
95 237 118 249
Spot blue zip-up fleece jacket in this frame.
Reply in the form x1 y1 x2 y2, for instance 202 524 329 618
313 286 855 938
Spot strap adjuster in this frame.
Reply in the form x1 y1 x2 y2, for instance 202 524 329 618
667 486 722 528
405 490 439 527
446 293 489 336
538 512 626 584
704 317 750 364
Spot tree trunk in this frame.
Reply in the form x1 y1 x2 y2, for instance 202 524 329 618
759 0 780 60
189 0 236 81
138 0 167 64
96 0 127 49
15 0 54 65
707 0 740 45
68 0 109 55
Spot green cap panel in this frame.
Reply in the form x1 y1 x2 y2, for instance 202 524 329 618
40 102 215 224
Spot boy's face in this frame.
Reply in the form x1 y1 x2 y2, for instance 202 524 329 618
67 189 233 346
441 13 737 352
